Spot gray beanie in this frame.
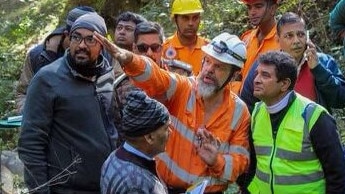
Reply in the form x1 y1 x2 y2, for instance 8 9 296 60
122 91 170 137
70 13 107 36
66 6 96 31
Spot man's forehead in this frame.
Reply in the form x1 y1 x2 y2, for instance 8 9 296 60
137 34 161 43
117 21 136 27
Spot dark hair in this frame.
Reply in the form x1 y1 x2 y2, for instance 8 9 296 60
277 12 306 36
114 11 147 27
134 21 164 43
258 51 297 90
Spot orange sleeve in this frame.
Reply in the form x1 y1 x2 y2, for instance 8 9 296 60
208 104 251 182
123 54 175 98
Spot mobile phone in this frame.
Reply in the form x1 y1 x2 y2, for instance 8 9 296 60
305 30 310 61
306 30 310 47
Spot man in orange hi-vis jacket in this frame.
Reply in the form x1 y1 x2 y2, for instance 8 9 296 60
232 0 280 94
162 0 209 76
95 31 250 193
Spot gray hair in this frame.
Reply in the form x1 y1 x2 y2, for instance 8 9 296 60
134 21 165 43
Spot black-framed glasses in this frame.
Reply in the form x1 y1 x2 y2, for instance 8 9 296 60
70 34 97 46
211 41 246 62
136 43 162 53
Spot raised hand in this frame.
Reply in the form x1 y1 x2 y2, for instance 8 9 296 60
195 127 220 167
93 31 133 65
304 41 318 69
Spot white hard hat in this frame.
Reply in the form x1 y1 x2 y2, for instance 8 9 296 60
201 32 246 68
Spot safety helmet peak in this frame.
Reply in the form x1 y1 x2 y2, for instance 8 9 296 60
201 32 246 68
171 0 204 18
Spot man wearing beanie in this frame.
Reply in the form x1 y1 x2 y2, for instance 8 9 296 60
101 91 170 194
18 12 117 194
15 5 95 113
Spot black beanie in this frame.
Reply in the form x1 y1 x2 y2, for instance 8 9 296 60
122 91 170 137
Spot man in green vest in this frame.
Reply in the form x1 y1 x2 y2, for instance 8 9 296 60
248 51 345 193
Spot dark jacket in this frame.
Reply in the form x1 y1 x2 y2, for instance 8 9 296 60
18 51 117 194
101 145 168 194
15 27 66 113
240 52 345 113
329 0 345 56
251 92 345 193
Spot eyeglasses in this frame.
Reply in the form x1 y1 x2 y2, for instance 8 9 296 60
211 41 246 62
136 43 162 53
70 34 97 46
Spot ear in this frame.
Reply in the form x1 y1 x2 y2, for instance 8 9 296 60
144 133 155 145
280 78 291 92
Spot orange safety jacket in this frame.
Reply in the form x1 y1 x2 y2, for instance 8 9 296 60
123 54 250 193
162 32 209 76
240 25 280 80
231 25 280 94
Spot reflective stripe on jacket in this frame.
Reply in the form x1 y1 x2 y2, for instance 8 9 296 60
123 54 250 193
249 94 326 194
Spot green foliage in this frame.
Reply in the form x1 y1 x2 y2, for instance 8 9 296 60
0 0 67 117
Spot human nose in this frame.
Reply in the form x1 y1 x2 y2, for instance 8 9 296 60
253 73 260 84
146 47 154 55
292 34 303 44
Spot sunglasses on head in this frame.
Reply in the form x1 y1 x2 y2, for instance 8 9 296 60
136 43 162 53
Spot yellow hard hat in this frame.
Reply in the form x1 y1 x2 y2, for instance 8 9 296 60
171 0 204 18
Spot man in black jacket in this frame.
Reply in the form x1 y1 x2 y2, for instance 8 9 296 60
18 12 117 193
15 6 96 113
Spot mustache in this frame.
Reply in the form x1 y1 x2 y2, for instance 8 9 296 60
75 48 90 55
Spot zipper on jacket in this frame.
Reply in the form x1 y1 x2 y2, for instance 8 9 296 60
269 130 278 194
95 83 115 149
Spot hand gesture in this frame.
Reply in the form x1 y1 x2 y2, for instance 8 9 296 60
304 41 318 69
195 127 220 167
93 31 133 65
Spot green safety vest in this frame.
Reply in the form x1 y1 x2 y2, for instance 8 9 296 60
248 94 327 194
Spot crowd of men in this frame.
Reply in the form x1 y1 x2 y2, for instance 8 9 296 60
15 0 345 193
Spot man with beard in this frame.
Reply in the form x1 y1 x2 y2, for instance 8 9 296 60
95 31 250 193
241 12 345 113
162 0 209 75
18 13 117 193
15 6 96 113
232 0 280 94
